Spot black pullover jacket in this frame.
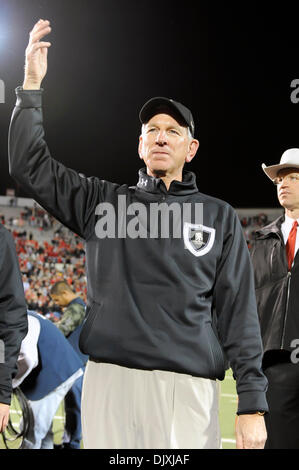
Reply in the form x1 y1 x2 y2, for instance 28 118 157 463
251 215 299 361
8 87 268 414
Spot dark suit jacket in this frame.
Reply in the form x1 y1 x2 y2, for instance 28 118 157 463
0 225 28 404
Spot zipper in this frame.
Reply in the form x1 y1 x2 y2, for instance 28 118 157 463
280 271 291 349
270 244 276 271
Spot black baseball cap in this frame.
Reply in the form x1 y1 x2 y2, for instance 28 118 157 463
139 97 195 137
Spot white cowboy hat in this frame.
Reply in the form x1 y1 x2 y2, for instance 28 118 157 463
262 148 299 180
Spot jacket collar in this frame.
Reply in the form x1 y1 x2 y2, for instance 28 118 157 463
255 214 285 239
136 167 198 196
68 297 85 307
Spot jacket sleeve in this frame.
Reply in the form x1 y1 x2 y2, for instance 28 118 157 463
57 303 86 337
8 87 112 240
0 227 28 405
213 205 268 414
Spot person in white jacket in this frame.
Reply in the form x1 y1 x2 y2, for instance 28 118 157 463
13 311 83 449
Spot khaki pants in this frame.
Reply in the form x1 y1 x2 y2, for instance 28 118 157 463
81 361 221 449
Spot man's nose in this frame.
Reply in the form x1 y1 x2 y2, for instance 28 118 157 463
280 178 289 188
155 130 168 145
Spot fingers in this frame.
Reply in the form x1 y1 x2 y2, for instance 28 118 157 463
235 436 244 449
26 20 51 59
0 414 8 433
31 19 51 35
0 404 10 434
28 19 51 47
25 41 51 64
28 41 51 52
235 417 244 449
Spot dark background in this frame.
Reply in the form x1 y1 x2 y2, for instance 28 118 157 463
0 0 299 208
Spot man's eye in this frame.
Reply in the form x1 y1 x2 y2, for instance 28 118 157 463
169 129 179 135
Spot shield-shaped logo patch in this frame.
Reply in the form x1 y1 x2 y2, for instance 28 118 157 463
183 223 216 257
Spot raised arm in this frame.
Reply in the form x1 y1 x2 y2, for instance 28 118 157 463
8 20 111 240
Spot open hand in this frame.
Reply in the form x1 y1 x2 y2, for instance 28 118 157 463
23 19 52 90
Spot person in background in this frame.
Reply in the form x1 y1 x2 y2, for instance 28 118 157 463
0 225 28 433
251 148 299 448
13 310 84 449
50 280 86 341
50 280 87 449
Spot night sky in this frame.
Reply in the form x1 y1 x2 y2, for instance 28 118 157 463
0 0 299 208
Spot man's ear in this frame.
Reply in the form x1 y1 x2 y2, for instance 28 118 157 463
185 139 200 163
138 135 144 160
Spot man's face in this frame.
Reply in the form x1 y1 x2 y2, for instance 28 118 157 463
138 113 198 177
51 292 69 308
275 168 299 210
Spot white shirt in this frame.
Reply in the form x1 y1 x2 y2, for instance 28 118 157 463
12 315 83 390
281 214 299 265
12 316 40 388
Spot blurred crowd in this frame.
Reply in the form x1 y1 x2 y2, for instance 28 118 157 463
240 213 270 249
11 224 87 322
1 203 55 231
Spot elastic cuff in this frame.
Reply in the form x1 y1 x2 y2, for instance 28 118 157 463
15 86 43 108
0 364 13 405
237 390 269 415
0 387 12 405
236 410 268 416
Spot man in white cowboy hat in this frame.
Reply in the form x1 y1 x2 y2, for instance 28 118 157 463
251 148 299 448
